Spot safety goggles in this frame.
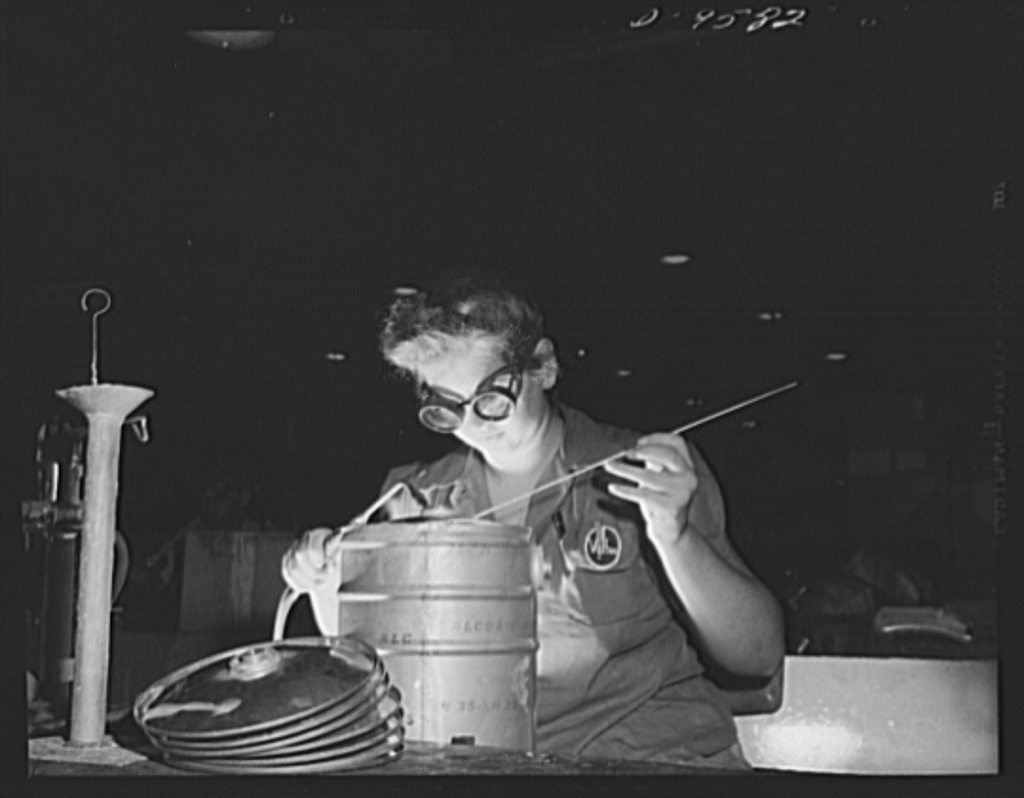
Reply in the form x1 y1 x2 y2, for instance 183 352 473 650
417 364 523 433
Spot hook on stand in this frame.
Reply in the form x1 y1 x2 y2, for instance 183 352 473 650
80 288 112 386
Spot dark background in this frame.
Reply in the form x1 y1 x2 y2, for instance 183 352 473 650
4 2 1018 605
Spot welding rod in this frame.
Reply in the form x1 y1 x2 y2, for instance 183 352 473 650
473 380 799 521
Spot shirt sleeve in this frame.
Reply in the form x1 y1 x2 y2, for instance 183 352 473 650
378 462 423 496
367 462 429 521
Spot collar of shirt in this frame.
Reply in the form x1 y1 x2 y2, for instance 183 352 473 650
408 403 640 530
456 405 570 534
461 404 638 535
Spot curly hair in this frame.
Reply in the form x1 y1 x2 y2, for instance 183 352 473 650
379 275 548 378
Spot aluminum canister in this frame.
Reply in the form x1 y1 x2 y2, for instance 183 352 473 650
334 518 537 752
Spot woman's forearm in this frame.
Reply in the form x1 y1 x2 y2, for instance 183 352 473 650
650 525 785 677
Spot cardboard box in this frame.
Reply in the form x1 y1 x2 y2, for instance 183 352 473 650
179 529 295 633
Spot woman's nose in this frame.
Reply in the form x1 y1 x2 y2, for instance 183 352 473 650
463 409 489 432
462 416 497 444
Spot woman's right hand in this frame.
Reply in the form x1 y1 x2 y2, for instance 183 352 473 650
281 526 341 593
281 527 343 635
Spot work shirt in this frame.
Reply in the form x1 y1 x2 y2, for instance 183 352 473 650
378 404 747 765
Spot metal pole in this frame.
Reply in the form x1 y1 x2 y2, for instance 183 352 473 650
56 384 152 746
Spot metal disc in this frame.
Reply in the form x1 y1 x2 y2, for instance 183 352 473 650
134 636 381 741
262 687 403 758
136 637 381 740
151 680 398 759
162 727 404 774
140 659 388 752
163 744 403 775
207 714 404 767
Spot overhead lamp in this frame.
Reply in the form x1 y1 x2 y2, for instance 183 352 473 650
757 311 785 322
660 254 692 266
392 286 420 296
629 8 661 28
186 31 277 50
825 352 849 362
325 352 348 362
614 369 633 378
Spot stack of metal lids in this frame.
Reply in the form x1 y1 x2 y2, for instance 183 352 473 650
133 636 403 774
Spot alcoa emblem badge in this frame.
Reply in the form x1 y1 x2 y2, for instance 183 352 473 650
582 523 622 570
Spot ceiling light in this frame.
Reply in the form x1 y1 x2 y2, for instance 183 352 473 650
615 369 633 378
393 286 419 296
825 352 849 362
325 352 347 362
185 31 276 50
757 311 784 322
629 8 661 28
660 254 692 266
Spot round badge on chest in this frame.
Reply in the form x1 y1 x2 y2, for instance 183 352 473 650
582 523 622 570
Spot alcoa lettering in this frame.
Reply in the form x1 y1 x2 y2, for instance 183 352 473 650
453 619 527 634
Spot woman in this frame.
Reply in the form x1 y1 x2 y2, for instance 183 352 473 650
283 276 784 768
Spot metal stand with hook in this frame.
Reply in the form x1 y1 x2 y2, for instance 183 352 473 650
55 288 155 748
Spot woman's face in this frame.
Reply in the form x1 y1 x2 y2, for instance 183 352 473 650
412 335 551 467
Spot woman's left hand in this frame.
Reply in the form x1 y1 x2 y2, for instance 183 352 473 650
603 433 698 544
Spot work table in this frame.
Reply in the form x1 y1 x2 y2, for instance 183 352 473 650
28 732 755 776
